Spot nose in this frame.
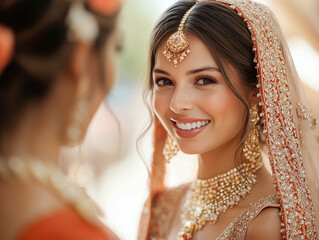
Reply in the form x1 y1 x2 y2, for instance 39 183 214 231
170 86 193 114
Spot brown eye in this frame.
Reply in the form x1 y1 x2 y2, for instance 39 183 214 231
155 78 174 86
196 77 216 85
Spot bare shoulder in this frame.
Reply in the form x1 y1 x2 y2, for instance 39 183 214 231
246 207 282 240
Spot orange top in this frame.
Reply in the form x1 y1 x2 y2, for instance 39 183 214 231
16 209 119 240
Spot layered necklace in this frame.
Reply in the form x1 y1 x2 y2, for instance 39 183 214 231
177 160 263 240
0 155 100 223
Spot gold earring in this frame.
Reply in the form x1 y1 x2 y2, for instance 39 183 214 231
66 100 90 146
163 134 179 163
243 104 261 163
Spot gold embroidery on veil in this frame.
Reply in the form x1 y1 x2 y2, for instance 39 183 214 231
140 1 319 239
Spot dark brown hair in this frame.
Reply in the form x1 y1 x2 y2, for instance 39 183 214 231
0 0 119 135
145 0 259 165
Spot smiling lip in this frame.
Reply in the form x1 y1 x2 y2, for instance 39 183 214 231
171 118 211 138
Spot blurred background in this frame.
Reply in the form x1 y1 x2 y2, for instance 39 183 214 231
60 0 319 239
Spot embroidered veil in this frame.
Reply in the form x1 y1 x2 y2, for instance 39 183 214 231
139 0 319 239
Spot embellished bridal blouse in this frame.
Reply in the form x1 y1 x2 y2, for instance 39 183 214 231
149 185 281 240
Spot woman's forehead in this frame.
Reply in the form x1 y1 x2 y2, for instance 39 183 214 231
154 33 219 72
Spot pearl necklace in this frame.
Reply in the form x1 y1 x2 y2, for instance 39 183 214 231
0 155 100 223
177 160 263 240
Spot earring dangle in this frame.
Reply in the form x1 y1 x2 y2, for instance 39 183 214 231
163 134 179 163
67 100 90 145
243 104 261 163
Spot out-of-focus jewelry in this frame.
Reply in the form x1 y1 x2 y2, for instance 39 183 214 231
66 2 99 42
67 100 90 146
177 159 263 240
163 5 196 67
0 155 100 223
163 134 179 163
243 104 261 163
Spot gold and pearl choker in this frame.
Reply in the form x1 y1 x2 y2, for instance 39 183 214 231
177 160 263 240
0 155 100 223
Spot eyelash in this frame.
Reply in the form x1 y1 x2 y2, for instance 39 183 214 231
195 76 217 85
154 76 217 87
154 78 174 86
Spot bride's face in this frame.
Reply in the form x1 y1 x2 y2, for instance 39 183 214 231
152 34 247 155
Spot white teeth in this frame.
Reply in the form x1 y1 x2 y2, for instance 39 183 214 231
176 120 210 131
192 122 196 129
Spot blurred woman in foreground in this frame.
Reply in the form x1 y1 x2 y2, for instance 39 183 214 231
0 0 121 239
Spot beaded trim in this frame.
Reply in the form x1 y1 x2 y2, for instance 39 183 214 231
216 194 281 239
297 102 311 120
207 0 318 238
297 102 319 129
148 191 281 240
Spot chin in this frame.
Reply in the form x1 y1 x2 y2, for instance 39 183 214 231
182 151 200 155
178 144 205 155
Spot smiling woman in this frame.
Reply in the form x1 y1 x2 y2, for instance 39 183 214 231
138 0 319 240
153 33 248 158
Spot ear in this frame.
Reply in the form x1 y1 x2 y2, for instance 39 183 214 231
68 41 93 99
248 86 260 107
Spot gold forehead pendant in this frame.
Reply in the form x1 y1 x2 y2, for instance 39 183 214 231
163 5 196 67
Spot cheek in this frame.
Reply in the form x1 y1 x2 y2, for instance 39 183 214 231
153 91 166 118
216 92 246 136
153 90 171 126
220 94 244 118
198 88 234 115
201 88 245 132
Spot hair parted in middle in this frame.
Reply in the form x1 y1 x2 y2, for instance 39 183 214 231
146 0 263 166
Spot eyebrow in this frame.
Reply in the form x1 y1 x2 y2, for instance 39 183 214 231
187 67 220 75
153 67 220 76
153 68 170 75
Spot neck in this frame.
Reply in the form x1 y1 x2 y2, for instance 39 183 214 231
0 104 63 165
197 139 241 180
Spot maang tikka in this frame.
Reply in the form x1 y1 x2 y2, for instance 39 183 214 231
163 5 196 67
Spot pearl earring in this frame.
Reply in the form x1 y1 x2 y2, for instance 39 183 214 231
66 100 90 146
